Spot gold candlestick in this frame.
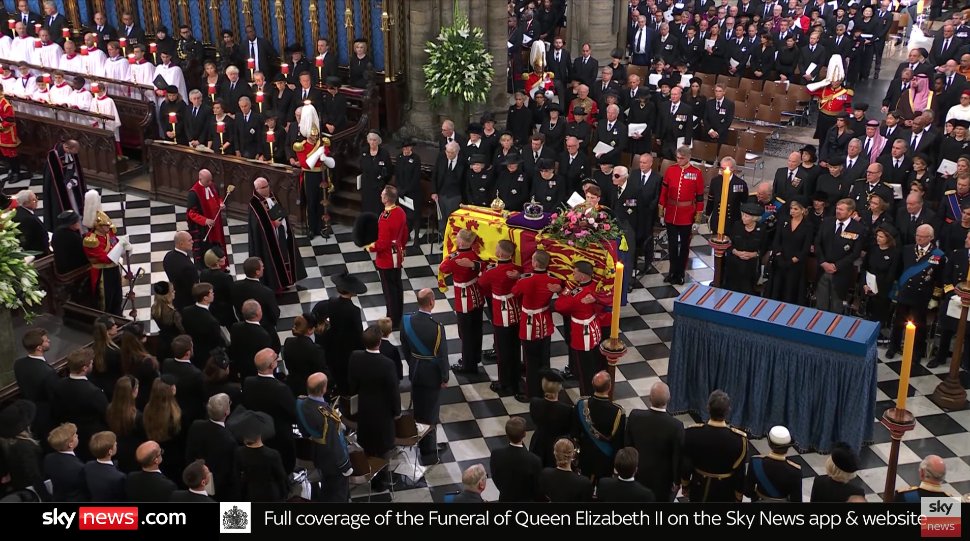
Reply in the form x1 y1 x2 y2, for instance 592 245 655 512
309 1 320 39
274 0 286 61
242 0 252 27
344 6 354 65
381 9 391 82
178 0 189 26
208 0 219 43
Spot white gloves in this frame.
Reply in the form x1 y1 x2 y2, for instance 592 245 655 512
322 156 335 169
306 145 327 168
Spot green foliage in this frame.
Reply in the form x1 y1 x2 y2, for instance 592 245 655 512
423 13 494 107
0 209 46 318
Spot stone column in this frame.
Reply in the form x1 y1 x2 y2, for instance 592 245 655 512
401 0 438 138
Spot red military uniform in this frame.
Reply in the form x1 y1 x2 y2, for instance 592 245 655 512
512 268 561 397
83 228 123 315
439 247 485 313
660 163 705 225
661 162 705 284
555 279 607 396
186 181 227 267
294 137 328 237
567 97 598 125
0 94 19 158
369 204 408 328
480 258 524 395
811 83 853 140
439 246 485 372
524 70 555 100
369 205 408 269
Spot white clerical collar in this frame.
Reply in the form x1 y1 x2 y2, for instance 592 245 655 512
510 442 524 448
195 303 209 310
189 488 208 496
68 374 88 380
28 354 46 361
246 320 261 325
59 450 76 456
649 406 667 413
618 475 636 482
97 459 114 465
175 248 189 257
257 372 275 378
175 357 192 363
366 348 381 354
210 420 225 427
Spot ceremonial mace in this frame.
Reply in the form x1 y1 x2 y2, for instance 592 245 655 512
204 184 237 241
119 195 145 319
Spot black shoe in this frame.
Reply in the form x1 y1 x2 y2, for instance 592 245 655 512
562 366 575 379
451 362 478 374
672 276 685 285
308 231 318 240
489 381 503 393
483 349 497 360
885 348 899 359
663 274 673 283
436 442 449 451
514 394 529 403
927 358 945 369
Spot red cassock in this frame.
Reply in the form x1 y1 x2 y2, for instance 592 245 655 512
512 270 560 341
554 281 604 351
0 97 19 158
186 181 227 263
369 205 408 269
439 248 485 313
660 164 705 225
479 260 522 328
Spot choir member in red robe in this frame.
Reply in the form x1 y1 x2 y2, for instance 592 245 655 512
186 168 227 267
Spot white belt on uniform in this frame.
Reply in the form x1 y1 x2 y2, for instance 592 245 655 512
454 277 478 312
492 292 515 327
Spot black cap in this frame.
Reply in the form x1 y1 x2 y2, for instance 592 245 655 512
469 154 487 165
156 25 169 34
538 158 556 171
611 48 624 59
597 154 616 165
572 105 587 116
690 77 703 86
325 76 342 88
835 111 849 119
540 368 564 383
152 281 171 296
828 154 846 165
399 136 415 148
875 222 898 239
467 122 483 136
229 408 276 442
480 111 495 124
790 195 810 208
284 43 304 54
547 102 562 113
502 154 523 166
272 73 286 83
851 103 869 112
332 270 367 295
166 85 179 94
811 191 830 202
57 210 80 226
659 78 674 88
352 211 379 247
830 443 859 473
954 119 970 129
740 202 763 216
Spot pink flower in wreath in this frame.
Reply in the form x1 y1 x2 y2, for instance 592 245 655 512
550 213 558 220
599 212 606 219
567 240 574 246
587 217 596 225
603 224 611 231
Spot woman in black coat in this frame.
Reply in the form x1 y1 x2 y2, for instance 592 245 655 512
749 34 776 81
528 373 573 468
699 24 727 74
234 437 289 502
0 400 48 499
774 36 800 82
723 203 766 294
909 153 941 213
767 197 815 305
346 329 401 458
860 224 900 333
858 193 893 252
810 445 865 502
358 130 393 215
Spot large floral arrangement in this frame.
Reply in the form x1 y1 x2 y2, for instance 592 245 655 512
0 209 45 315
422 10 494 107
544 204 622 249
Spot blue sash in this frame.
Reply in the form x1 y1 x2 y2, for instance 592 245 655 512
890 248 944 302
899 489 921 503
403 314 432 357
946 192 961 223
576 398 614 457
751 457 782 499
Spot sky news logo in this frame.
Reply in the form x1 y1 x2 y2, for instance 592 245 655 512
42 507 138 530
921 497 961 538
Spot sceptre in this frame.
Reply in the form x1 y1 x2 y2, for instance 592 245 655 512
204 184 236 240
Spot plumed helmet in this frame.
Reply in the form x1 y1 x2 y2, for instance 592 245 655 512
299 103 321 139
530 40 546 71
827 54 845 83
82 189 101 229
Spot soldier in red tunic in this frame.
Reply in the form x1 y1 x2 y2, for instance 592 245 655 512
479 239 525 400
555 260 608 397
185 168 227 267
0 87 21 187
439 228 485 374
511 249 562 398
810 56 853 142
660 145 705 285
367 185 408 329
82 191 126 315
293 107 335 239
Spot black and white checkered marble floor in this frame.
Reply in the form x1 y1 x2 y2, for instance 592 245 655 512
8 172 970 503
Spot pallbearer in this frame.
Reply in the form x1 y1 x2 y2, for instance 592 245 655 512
554 260 607 397
512 250 562 398
479 240 525 401
439 229 485 374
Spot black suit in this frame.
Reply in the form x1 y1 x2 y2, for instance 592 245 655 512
120 23 146 46
242 375 297 472
930 36 963 65
229 321 274 380
546 48 571 95
234 110 264 159
181 305 227 368
49 377 108 461
489 444 542 502
346 350 401 457
594 120 628 165
625 408 684 501
572 55 599 88
43 13 67 43
271 87 295 123
814 217 866 310
558 151 589 194
185 104 211 144
312 297 363 397
83 461 126 501
13 11 41 36
883 80 912 109
291 86 324 120
218 79 252 115
939 75 969 126
433 152 466 231
877 155 913 191
200 268 236 327
91 24 117 52
51 226 88 275
185 419 237 500
161 359 206 429
538 467 593 502
170 490 214 502
282 335 328 397
232 277 280 330
596 477 657 502
44 452 86 501
14 356 55 402
243 38 278 80
658 101 694 159
320 92 348 132
894 61 935 80
12 207 49 255
400 311 449 459
703 98 735 141
522 146 556 179
895 207 938 247
125 470 177 502
880 126 910 154
907 129 939 166
163 249 199 311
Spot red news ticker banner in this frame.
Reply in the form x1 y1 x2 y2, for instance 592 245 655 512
78 507 139 530
921 517 961 538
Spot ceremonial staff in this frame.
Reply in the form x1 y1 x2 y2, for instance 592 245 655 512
119 194 145 319
205 184 236 240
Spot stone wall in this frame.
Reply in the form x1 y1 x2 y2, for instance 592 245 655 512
401 0 621 140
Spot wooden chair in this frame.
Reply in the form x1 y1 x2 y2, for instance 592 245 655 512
627 65 649 82
755 103 783 126
348 455 391 502
697 72 717 86
739 77 764 93
659 158 675 176
745 90 765 109
719 144 741 164
733 100 756 121
738 130 767 154
717 73 740 88
722 128 739 146
762 80 786 97
692 140 719 164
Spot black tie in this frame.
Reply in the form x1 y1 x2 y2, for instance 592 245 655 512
642 172 647 185
865 138 872 155
22 14 26 24
250 41 255 60
911 214 917 224
230 82 235 92
636 29 643 54
788 170 793 183
947 75 953 90
193 107 198 117
836 221 844 236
